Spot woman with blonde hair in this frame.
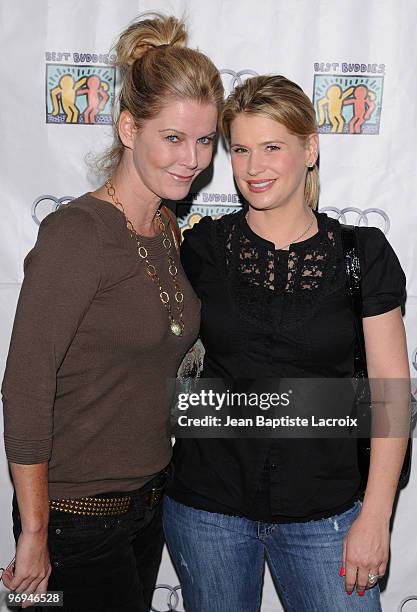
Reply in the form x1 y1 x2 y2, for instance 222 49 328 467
2 13 223 611
164 75 409 610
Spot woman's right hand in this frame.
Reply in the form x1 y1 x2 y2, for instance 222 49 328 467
2 530 51 609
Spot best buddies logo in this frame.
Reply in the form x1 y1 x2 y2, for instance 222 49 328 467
45 51 116 124
175 198 242 235
313 62 385 135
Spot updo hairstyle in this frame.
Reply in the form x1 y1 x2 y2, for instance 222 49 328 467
99 13 224 174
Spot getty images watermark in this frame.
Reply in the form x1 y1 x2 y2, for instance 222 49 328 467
169 378 415 439
176 388 357 429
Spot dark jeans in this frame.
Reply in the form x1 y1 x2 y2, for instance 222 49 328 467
12 478 166 612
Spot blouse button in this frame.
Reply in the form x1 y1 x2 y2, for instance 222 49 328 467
270 463 278 470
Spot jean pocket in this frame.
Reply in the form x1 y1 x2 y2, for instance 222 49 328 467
48 518 127 569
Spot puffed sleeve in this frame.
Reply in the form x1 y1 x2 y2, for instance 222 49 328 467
2 205 102 464
357 227 406 317
180 216 218 293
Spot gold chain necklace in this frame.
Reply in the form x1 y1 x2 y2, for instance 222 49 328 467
105 180 184 337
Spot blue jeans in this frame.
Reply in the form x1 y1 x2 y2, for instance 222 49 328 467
163 496 382 612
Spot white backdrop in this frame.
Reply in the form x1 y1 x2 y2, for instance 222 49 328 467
1 1 416 610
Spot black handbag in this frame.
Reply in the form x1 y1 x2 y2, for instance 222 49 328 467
340 224 413 493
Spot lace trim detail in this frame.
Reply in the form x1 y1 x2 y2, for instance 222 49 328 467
216 212 344 331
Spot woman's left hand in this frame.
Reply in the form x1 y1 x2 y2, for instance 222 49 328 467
342 509 389 595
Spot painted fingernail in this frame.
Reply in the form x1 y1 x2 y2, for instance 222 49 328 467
358 591 365 596
339 566 345 577
346 590 353 596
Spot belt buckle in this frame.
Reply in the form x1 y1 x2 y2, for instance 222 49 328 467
148 485 164 510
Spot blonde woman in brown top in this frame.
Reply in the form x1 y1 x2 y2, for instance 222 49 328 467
2 13 223 611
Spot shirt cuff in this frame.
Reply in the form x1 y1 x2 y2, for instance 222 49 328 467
362 297 404 318
4 436 51 464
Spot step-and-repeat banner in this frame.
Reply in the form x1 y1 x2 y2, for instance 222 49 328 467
1 1 416 610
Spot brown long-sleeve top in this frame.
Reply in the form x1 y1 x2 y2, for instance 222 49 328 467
2 194 200 499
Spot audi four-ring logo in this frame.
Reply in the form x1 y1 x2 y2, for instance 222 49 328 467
220 69 259 95
32 195 74 226
151 584 183 612
398 595 417 611
320 206 390 235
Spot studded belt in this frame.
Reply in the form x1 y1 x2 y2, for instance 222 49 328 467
49 470 168 517
49 495 132 517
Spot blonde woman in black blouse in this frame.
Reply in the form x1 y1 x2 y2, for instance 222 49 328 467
164 75 409 611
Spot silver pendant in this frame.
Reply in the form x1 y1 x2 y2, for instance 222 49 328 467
170 320 184 337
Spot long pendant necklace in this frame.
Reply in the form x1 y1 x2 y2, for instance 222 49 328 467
105 180 184 337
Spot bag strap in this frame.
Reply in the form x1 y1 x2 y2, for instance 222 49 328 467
161 205 181 255
340 224 368 377
341 224 413 487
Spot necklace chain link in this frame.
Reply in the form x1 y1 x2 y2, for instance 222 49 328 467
105 180 184 337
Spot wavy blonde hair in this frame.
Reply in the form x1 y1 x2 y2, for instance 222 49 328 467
97 13 224 175
221 75 319 210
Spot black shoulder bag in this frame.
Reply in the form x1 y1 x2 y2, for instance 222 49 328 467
340 224 413 493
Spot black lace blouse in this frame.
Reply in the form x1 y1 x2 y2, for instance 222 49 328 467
169 209 406 521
